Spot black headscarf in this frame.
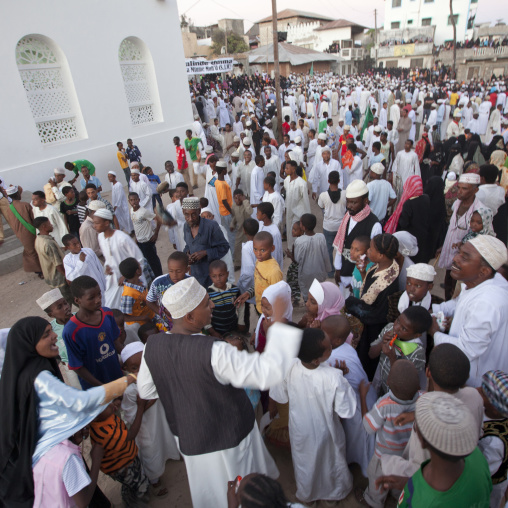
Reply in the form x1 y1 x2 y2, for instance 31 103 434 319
424 176 448 253
0 317 62 507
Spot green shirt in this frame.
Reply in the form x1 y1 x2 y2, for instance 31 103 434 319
397 448 492 508
71 159 95 176
318 119 327 134
184 137 201 161
51 317 69 363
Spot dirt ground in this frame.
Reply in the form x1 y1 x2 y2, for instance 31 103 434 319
0 112 447 507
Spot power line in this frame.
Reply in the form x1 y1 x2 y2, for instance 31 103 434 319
182 0 202 16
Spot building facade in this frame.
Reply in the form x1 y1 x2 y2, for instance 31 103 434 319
1 0 191 191
383 0 478 45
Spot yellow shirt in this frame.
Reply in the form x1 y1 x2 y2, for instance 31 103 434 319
449 93 459 106
117 150 129 169
254 258 283 313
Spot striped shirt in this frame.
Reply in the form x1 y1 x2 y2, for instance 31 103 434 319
90 414 138 474
207 283 239 335
77 204 87 224
363 391 419 458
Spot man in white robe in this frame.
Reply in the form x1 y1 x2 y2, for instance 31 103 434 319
331 88 339 116
284 161 311 248
390 101 401 129
310 148 342 199
431 236 508 387
379 103 388 129
478 98 492 135
487 104 503 139
108 171 133 233
467 113 481 135
32 197 68 248
129 170 152 213
392 142 420 185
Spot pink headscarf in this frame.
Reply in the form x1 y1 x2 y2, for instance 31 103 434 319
309 280 346 321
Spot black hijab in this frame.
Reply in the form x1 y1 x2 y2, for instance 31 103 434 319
0 317 62 507
424 176 448 252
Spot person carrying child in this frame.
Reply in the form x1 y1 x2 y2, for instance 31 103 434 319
270 327 357 505
369 306 432 396
120 342 180 498
357 360 421 508
452 206 496 249
349 235 375 299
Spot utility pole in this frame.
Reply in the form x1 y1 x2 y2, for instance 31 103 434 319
272 0 283 145
374 9 378 68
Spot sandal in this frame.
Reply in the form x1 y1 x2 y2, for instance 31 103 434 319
354 487 372 507
150 481 169 499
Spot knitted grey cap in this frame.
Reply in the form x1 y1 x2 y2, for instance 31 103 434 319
415 392 478 456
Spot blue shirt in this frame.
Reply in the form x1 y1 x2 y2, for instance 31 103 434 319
345 110 353 125
80 175 102 196
147 174 161 195
184 217 230 287
126 145 142 163
146 273 189 306
62 308 123 390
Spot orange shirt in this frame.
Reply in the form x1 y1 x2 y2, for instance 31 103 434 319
121 283 155 325
215 179 232 216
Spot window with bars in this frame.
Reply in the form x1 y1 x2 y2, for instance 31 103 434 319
448 14 459 25
16 35 86 145
422 18 432 26
118 37 162 126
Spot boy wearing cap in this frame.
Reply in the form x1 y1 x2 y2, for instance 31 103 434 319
367 162 396 222
79 200 104 257
376 392 492 508
46 167 72 207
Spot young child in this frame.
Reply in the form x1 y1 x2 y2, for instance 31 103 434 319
286 221 303 305
230 189 253 268
321 315 375 477
369 306 431 396
146 251 189 330
478 370 508 508
90 399 150 505
237 218 259 332
207 259 240 337
358 359 420 508
144 166 163 210
63 275 124 389
36 288 81 389
349 236 374 298
270 328 357 504
119 257 155 329
318 171 347 275
293 213 331 302
59 186 80 237
33 216 73 307
120 342 180 497
200 207 235 284
214 162 234 249
62 234 106 303
77 190 88 225
257 202 283 268
378 392 491 508
237 231 283 314
453 207 495 248
262 175 284 231
137 322 159 344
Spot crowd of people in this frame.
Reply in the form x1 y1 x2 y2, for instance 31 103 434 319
1 69 508 508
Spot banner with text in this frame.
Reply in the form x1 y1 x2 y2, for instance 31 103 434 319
186 58 234 75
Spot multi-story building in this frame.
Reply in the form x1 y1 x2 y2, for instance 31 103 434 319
383 0 479 45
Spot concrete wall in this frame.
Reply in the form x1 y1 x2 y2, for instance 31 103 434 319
218 19 245 37
1 0 192 191
182 32 212 58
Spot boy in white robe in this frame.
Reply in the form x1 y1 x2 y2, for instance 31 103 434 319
270 327 356 504
257 202 283 269
262 176 284 231
108 171 133 233
284 161 311 248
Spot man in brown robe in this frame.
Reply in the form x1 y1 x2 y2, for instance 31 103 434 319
396 107 413 153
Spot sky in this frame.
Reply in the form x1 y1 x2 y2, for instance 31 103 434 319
176 0 506 32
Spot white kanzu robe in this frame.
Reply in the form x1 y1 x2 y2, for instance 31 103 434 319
284 176 311 248
111 181 133 233
270 360 357 503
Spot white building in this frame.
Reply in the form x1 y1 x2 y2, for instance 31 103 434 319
0 0 192 191
383 0 479 45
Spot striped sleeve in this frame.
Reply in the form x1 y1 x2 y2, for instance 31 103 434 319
363 399 387 434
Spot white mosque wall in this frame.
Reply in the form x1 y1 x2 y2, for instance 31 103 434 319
0 0 192 191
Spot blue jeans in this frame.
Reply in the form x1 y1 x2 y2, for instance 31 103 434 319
323 229 336 276
151 193 163 211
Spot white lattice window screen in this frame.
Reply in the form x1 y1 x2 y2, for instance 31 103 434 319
119 38 158 125
16 36 81 144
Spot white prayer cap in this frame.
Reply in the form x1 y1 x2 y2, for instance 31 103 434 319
231 151 240 157
346 180 368 198
131 168 140 174
447 172 457 181
108 171 117 176
194 114 200 120
36 288 64 311
94 208 113 221
87 200 106 211
322 146 332 153
121 342 144 364
437 99 444 104
131 162 140 168
468 236 508 271
243 139 252 146
431 103 437 109
233 136 240 142
343 125 351 130
317 133 327 140
393 231 419 257
458 173 480 185
338 117 345 122
216 160 227 168
406 263 436 282
246 120 252 126
6 186 19 196
374 126 382 133
395 99 401 104
453 108 462 118
294 136 302 143
200 207 213 216
309 279 325 305
53 167 66 175
161 277 207 320
205 145 213 154
502 118 508 125
370 163 385 175
182 197 200 210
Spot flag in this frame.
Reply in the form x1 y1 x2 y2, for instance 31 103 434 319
310 63 314 77
360 105 373 139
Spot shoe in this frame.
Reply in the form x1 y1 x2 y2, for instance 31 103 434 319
192 185 198 190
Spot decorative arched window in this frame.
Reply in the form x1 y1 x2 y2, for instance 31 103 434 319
118 37 163 126
16 35 86 145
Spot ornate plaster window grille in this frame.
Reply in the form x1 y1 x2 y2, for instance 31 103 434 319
119 37 163 126
16 35 86 145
